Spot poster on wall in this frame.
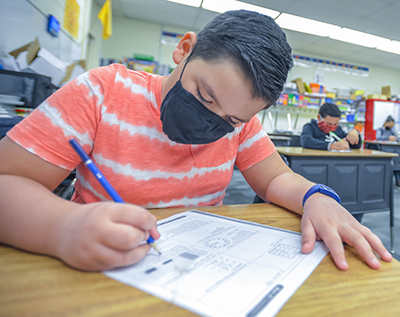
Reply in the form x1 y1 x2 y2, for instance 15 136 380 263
63 0 80 39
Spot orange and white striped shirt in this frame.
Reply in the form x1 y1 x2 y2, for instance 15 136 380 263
8 64 276 208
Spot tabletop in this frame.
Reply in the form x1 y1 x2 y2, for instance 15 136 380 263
1 203 400 316
365 140 400 146
276 146 399 157
269 136 292 141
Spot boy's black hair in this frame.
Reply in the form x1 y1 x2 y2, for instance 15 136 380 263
319 103 341 118
190 10 293 107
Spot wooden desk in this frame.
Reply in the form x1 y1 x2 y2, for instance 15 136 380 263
276 147 398 251
365 140 400 172
1 204 400 316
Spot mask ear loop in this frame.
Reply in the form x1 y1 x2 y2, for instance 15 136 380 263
179 45 195 81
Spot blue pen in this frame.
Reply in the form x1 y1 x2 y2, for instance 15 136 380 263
69 138 161 254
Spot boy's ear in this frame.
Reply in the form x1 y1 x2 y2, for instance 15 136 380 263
172 32 197 65
317 114 322 121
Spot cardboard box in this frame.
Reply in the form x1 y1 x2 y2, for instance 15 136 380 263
367 94 388 100
381 86 391 99
9 38 67 86
59 60 86 86
0 55 20 71
291 78 306 94
7 37 85 86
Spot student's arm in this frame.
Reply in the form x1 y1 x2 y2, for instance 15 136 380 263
376 128 384 140
346 129 362 148
241 151 392 271
300 124 329 150
336 127 361 149
0 137 159 271
389 129 398 141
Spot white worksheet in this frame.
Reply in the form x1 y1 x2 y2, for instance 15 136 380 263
104 210 329 317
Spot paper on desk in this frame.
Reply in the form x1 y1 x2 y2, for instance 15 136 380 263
330 149 352 152
104 210 328 317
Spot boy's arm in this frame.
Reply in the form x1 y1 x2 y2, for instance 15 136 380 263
300 124 329 150
241 151 392 270
0 137 159 271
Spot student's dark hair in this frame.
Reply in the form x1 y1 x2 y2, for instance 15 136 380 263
385 115 395 123
190 10 293 107
319 103 341 118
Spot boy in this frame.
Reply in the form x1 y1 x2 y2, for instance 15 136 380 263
376 115 398 141
301 102 362 151
0 11 391 272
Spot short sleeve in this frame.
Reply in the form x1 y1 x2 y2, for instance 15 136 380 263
7 65 117 170
235 116 276 171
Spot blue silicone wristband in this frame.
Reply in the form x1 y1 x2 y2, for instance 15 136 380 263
302 184 341 208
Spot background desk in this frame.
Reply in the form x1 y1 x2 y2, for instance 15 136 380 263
1 204 400 316
269 133 301 147
365 140 400 172
276 147 398 251
269 135 291 147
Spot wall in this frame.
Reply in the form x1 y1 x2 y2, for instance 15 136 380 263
289 50 400 96
0 0 92 65
85 1 102 71
87 10 192 71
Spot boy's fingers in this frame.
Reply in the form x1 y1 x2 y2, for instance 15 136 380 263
340 229 381 270
100 223 147 250
110 205 157 231
301 219 316 254
321 231 348 271
360 227 393 263
149 226 161 240
99 243 151 270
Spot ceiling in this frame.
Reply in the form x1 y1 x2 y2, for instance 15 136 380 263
95 0 400 70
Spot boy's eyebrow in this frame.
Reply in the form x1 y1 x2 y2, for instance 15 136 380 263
199 77 249 123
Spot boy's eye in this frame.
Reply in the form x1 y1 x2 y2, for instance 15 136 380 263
197 89 212 104
226 115 239 125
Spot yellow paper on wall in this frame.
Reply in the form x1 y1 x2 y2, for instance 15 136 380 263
63 0 80 39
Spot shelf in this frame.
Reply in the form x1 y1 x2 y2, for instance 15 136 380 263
271 105 319 113
304 92 327 98
339 120 365 124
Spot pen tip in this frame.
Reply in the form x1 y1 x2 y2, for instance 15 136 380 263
151 242 161 255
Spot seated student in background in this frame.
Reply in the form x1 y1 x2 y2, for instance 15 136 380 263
0 11 391 273
301 103 362 151
376 115 398 141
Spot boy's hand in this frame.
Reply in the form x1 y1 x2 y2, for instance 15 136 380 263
389 135 397 141
330 140 349 151
346 129 359 145
301 194 392 270
56 202 160 271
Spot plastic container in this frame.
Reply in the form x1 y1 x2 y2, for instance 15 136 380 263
346 114 355 122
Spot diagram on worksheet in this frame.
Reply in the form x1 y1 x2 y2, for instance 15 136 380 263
105 210 328 317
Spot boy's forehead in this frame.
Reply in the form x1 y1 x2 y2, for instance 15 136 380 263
188 58 259 100
323 115 340 122
185 58 267 116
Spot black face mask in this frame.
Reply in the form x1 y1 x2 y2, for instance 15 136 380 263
385 126 392 130
160 53 234 145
